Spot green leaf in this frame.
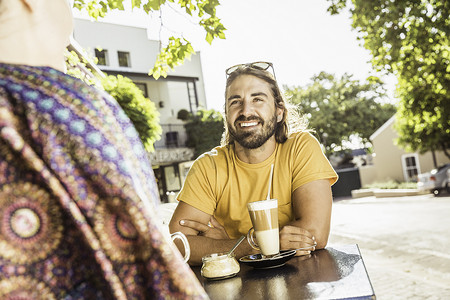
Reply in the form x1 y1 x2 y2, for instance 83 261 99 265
205 32 213 44
147 0 163 10
131 0 141 8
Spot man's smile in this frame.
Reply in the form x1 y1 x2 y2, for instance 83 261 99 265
234 116 264 130
240 121 259 128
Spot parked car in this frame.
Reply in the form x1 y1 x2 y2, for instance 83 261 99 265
417 163 450 195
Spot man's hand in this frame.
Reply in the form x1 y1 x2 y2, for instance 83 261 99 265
279 225 316 256
169 202 247 265
180 216 230 240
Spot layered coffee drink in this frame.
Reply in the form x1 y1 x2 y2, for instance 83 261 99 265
247 199 279 256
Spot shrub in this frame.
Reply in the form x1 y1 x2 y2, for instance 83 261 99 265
177 109 190 121
185 109 224 158
363 180 417 190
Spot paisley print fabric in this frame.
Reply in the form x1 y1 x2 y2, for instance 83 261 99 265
0 63 207 299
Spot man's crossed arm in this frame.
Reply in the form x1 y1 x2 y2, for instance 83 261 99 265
169 202 254 265
169 179 332 265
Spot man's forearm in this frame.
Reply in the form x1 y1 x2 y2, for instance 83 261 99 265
173 236 254 266
287 219 330 249
290 180 333 249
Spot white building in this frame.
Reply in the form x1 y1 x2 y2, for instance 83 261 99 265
73 18 206 202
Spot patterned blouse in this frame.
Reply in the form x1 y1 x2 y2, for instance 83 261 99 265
0 63 207 299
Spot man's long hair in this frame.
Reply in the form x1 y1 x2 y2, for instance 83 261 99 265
220 66 308 146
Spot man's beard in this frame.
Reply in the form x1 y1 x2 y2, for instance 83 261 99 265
228 113 278 149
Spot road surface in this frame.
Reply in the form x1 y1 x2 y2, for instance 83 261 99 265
329 194 450 299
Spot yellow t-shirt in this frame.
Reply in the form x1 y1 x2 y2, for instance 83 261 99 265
177 132 338 238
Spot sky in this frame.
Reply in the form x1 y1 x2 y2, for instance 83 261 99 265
72 0 397 112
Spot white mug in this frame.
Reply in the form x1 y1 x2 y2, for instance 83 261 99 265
158 203 190 263
170 231 190 263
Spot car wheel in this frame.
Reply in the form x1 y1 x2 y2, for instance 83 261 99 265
446 184 450 194
433 189 441 196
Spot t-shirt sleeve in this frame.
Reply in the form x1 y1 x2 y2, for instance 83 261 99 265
291 132 338 193
177 154 217 215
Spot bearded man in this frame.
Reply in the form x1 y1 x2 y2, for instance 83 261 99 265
169 62 337 265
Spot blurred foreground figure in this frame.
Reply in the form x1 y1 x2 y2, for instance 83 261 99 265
0 0 207 298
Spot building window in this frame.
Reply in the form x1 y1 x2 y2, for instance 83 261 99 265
118 51 131 67
95 49 108 66
401 154 421 182
135 82 148 98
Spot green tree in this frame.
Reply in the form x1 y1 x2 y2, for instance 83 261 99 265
101 75 162 152
185 108 223 157
73 0 226 79
326 0 450 159
285 72 396 156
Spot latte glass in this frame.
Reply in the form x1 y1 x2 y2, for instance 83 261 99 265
247 199 279 257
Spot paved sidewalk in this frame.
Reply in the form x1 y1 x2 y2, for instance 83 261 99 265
328 194 450 299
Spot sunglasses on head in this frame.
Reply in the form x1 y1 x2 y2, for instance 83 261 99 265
225 61 276 79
